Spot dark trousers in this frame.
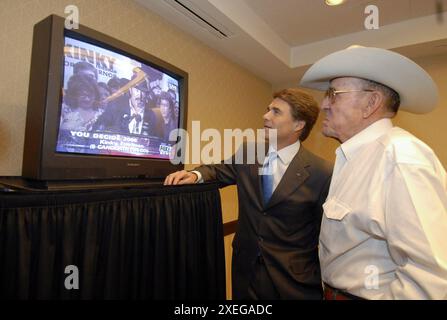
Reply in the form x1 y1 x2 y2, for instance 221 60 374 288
247 255 280 300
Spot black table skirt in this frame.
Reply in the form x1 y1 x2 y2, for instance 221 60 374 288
0 182 225 299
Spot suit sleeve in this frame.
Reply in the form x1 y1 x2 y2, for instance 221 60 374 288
193 143 250 187
194 159 238 187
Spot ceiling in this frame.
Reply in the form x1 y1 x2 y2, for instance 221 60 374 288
136 0 447 86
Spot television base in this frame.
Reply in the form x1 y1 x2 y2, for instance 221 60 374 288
0 176 165 192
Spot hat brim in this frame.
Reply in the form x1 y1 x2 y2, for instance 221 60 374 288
299 47 438 114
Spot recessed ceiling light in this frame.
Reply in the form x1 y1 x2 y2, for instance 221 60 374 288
325 0 345 6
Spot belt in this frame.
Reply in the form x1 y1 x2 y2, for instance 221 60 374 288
323 283 364 300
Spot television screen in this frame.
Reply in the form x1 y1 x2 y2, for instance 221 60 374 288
22 15 188 184
56 36 179 160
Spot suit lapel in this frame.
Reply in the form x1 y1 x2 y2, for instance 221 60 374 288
249 143 268 210
264 146 310 210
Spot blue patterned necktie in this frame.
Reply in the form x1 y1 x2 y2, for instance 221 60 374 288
262 152 276 203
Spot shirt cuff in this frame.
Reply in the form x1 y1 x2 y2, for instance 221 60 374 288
190 170 203 183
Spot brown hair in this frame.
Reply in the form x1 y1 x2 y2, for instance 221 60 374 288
273 88 319 141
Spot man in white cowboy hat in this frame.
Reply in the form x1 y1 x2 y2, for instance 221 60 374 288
300 45 447 300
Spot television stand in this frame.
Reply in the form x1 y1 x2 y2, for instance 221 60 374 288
0 176 165 192
0 179 225 299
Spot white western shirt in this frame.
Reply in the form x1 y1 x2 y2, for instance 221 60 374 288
319 118 447 299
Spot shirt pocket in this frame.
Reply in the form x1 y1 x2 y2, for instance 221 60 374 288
323 197 351 221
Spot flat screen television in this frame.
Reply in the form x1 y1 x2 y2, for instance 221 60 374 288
22 15 188 189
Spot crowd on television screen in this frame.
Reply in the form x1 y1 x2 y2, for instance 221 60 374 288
59 61 180 145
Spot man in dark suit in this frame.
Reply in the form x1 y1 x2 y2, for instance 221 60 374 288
164 88 332 299
94 77 159 137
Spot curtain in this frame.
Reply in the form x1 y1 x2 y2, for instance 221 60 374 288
0 183 225 299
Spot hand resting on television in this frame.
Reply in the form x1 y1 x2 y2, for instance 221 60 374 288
164 170 199 185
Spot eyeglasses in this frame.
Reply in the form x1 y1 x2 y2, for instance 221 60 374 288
324 87 374 104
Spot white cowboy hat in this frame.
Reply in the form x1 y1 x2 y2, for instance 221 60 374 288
299 46 439 114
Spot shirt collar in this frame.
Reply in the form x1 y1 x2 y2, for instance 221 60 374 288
339 118 393 161
268 139 301 165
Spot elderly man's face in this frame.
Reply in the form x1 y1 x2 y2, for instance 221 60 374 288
320 77 372 143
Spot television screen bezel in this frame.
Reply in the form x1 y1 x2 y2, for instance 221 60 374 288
22 14 188 182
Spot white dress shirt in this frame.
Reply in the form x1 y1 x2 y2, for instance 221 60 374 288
193 140 301 187
262 140 301 192
320 118 447 299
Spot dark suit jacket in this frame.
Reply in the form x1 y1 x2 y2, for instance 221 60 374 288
196 143 332 299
